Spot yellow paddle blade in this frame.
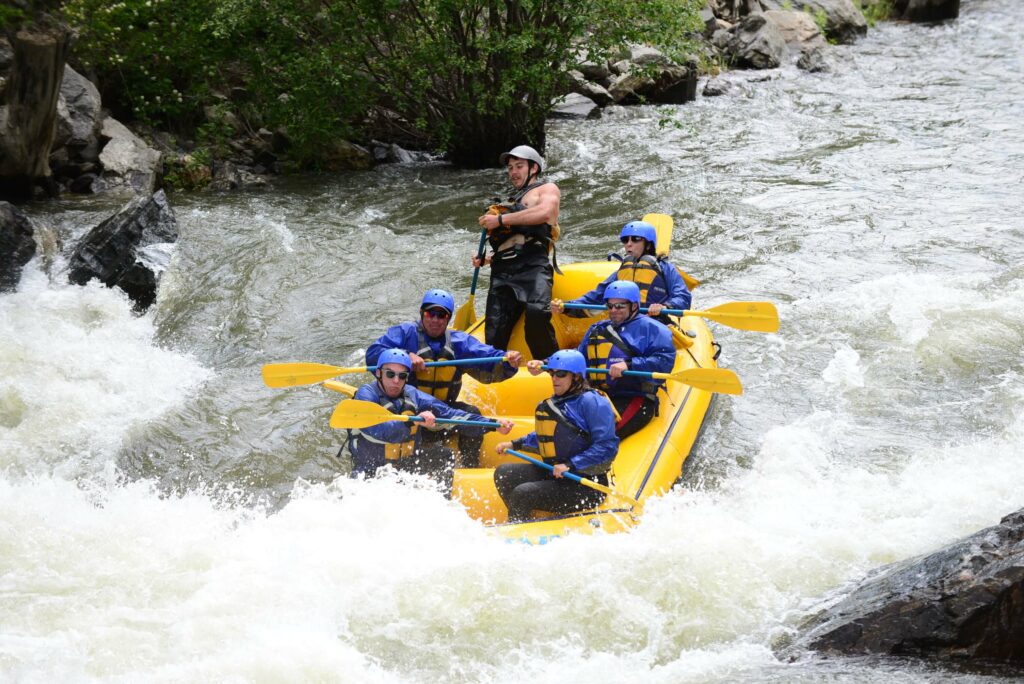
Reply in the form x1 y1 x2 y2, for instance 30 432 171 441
687 301 779 333
642 212 673 258
451 293 477 332
262 362 366 388
653 367 743 395
643 212 700 289
322 380 358 397
329 399 414 430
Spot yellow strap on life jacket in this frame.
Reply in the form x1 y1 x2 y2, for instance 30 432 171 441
534 397 590 462
616 255 663 306
414 329 458 402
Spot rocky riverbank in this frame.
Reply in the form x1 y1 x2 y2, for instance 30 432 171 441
0 0 960 204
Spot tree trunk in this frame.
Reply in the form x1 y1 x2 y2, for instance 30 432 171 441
446 109 547 169
0 26 70 201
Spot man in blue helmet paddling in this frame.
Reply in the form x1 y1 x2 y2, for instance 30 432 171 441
366 289 522 467
474 145 561 360
494 349 619 523
553 220 691 323
532 280 675 439
347 348 513 496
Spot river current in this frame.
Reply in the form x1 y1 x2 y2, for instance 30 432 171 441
3 1 1023 680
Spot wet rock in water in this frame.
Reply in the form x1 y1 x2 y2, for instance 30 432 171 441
702 77 733 97
798 44 832 73
0 202 37 291
795 508 1024 669
68 190 178 311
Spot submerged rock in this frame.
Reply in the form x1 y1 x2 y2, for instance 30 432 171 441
0 201 37 291
795 508 1024 668
67 190 178 311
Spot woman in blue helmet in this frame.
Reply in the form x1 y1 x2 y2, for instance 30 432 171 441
553 220 691 321
346 348 513 497
494 349 619 523
366 288 522 467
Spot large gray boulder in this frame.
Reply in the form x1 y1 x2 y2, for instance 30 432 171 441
0 201 36 291
724 13 788 70
68 190 178 311
54 65 101 159
96 116 163 195
795 508 1024 667
892 0 959 22
763 0 867 44
764 9 826 48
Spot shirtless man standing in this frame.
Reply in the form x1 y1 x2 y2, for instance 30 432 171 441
475 145 561 360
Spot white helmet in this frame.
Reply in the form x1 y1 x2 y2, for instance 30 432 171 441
499 145 544 174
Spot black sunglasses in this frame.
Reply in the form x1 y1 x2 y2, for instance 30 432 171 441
606 302 631 310
422 308 451 319
621 235 646 243
546 369 572 378
382 369 410 380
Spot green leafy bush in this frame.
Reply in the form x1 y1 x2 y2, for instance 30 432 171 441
62 0 704 168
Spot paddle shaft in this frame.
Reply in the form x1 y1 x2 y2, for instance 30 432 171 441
506 449 636 505
541 364 660 381
373 355 506 372
409 416 502 429
468 228 488 295
563 303 688 315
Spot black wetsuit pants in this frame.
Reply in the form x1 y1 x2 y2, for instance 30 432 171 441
485 255 559 360
494 462 608 523
416 400 486 468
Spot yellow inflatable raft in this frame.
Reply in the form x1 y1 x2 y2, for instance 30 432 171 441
452 214 720 544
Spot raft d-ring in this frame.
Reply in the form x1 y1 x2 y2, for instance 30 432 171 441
712 342 723 361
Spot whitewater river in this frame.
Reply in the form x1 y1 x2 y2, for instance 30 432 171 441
3 1 1022 680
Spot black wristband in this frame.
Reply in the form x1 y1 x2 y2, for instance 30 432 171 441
497 213 503 227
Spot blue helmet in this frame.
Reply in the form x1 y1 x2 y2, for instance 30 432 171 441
620 220 657 245
420 288 455 314
546 349 587 376
377 348 412 371
603 280 641 304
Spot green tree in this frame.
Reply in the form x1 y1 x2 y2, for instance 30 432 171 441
61 0 704 168
327 0 704 166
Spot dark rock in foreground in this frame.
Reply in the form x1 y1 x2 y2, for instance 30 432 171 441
68 190 178 311
0 201 37 291
795 508 1024 668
